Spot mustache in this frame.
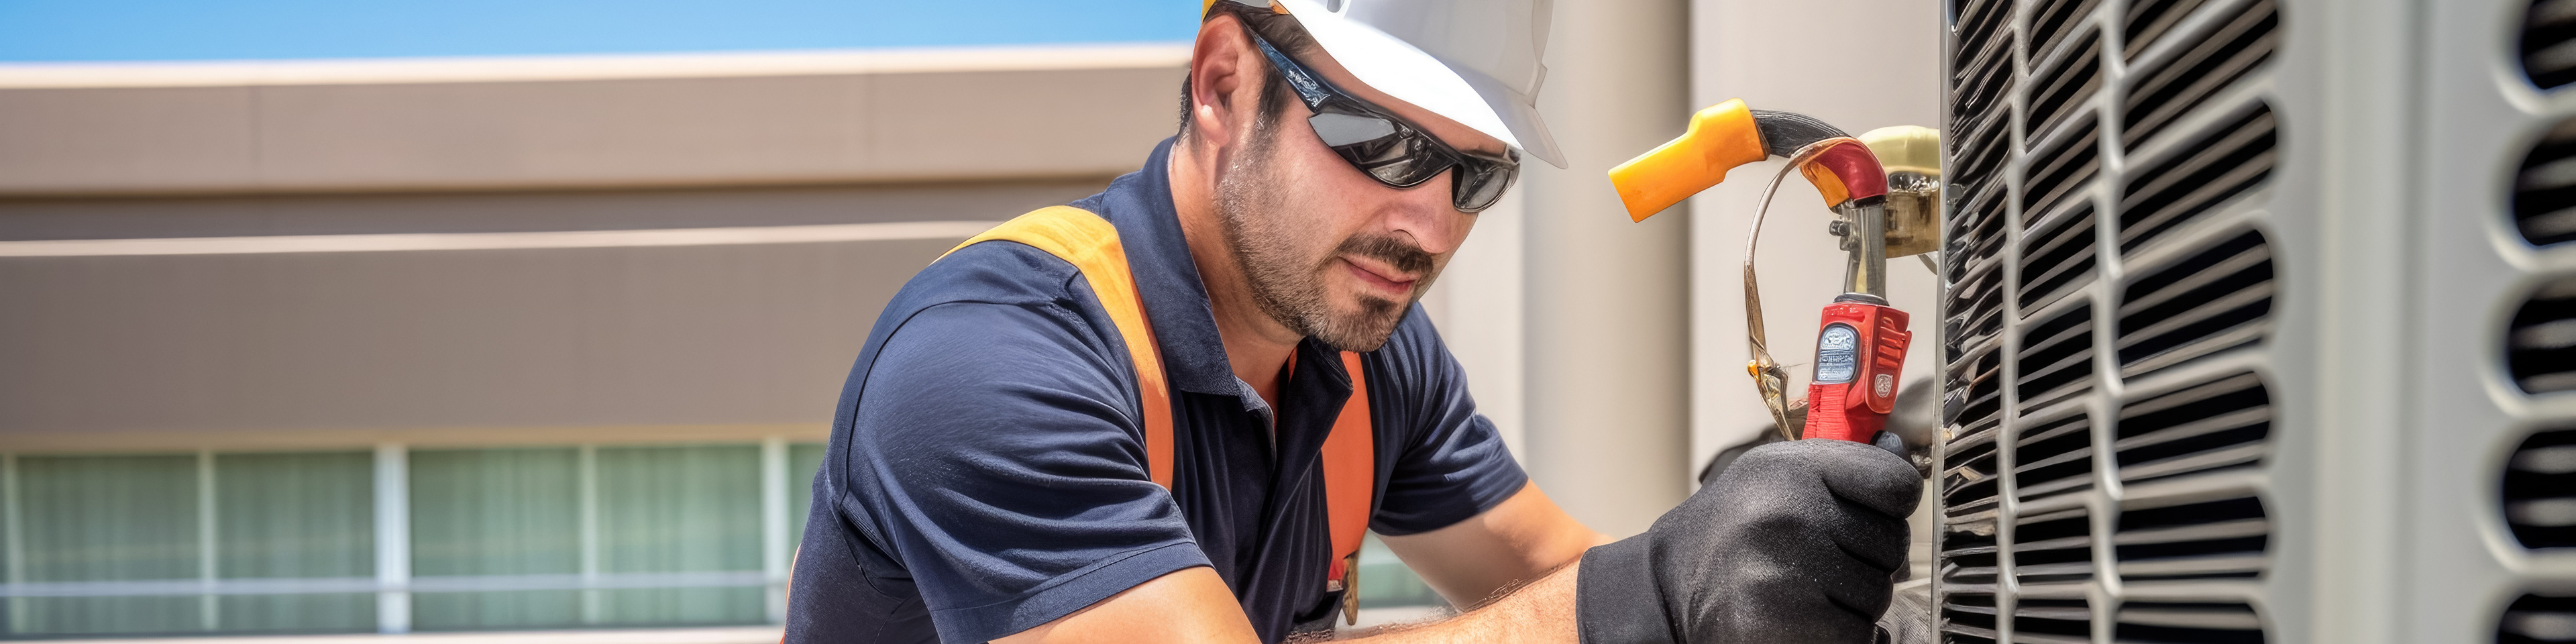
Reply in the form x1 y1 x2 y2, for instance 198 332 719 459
1333 234 1434 279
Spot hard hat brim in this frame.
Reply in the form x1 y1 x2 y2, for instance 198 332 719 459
1271 0 1568 169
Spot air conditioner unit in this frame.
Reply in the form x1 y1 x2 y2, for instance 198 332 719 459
1929 0 2572 641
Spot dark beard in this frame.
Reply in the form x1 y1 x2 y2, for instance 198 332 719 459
1212 119 1433 352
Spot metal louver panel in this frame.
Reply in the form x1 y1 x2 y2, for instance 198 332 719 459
2115 494 2269 579
2118 105 2277 252
1949 343 2004 433
2018 303 2095 405
2353 0 2576 637
2526 0 2576 90
2505 428 2576 548
2012 505 2094 584
2123 0 2278 148
2025 120 2104 248
2510 280 2576 394
2014 412 2096 500
1937 0 2282 639
2123 0 2210 61
1940 417 2002 644
2514 119 2576 246
1946 423 2004 523
2502 594 2576 643
2028 33 2104 138
1943 591 2001 644
2116 231 2274 376
2114 373 2272 483
2012 597 2094 644
2028 0 2102 60
2116 602 2267 643
2021 203 2100 311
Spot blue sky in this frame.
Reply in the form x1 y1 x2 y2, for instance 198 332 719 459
0 0 1199 62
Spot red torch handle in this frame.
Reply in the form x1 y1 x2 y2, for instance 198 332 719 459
1801 299 1913 442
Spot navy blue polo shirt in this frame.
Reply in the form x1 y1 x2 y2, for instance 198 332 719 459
786 139 1528 644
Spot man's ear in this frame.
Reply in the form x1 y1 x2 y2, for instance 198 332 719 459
1186 15 1260 147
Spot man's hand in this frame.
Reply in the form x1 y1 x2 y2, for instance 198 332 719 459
1576 439 1922 644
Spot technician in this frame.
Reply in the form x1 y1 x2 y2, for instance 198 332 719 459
786 1 1921 643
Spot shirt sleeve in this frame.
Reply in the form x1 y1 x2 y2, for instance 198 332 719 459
1364 306 1533 535
838 293 1210 643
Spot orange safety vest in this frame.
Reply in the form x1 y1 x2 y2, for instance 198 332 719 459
943 205 1379 618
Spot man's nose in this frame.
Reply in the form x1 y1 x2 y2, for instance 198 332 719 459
1381 170 1470 256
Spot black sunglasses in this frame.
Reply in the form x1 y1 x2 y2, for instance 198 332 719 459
1250 34 1519 213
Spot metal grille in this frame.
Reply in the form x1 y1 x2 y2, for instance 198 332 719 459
2115 231 2273 375
2506 5 2576 640
1937 0 2282 640
2511 280 2576 394
2502 594 2576 643
2506 427 2576 549
2112 372 2270 485
2115 602 2266 643
2526 0 2576 90
2516 119 2576 247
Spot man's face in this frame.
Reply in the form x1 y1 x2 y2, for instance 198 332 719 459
1211 47 1505 352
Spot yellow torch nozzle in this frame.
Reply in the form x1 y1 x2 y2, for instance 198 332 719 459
1607 99 1772 222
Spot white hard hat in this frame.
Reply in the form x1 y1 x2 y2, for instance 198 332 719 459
1211 0 1566 168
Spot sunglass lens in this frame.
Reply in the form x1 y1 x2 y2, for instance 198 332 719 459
1365 155 1436 186
1454 164 1512 212
1309 112 1397 148
1313 111 1450 187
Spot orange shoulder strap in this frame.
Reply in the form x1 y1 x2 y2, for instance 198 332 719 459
1324 351 1375 582
943 206 1373 587
943 206 1177 487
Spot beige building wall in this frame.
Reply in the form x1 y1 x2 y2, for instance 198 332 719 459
0 43 1554 480
1513 0 1697 539
0 46 1187 452
0 45 1187 196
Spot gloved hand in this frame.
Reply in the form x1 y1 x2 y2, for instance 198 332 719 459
1577 439 1923 644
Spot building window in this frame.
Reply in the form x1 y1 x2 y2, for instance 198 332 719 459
588 445 765 625
13 454 205 636
0 441 823 638
0 441 1447 637
408 447 584 630
1354 534 1446 611
216 451 377 633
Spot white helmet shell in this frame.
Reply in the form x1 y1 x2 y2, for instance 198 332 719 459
1223 0 1566 168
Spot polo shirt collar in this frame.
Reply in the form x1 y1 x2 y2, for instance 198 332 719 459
1081 138 1243 397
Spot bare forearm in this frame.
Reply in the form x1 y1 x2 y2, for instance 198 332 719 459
1384 484 1607 607
1347 559 1582 644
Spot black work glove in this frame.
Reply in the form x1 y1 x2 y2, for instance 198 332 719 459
1577 439 1922 644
